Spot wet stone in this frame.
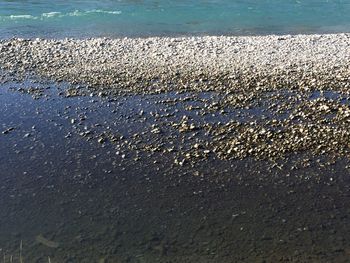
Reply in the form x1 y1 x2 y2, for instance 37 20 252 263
0 35 350 263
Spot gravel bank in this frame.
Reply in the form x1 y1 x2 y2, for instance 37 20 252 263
1 34 350 161
0 33 350 93
1 34 350 262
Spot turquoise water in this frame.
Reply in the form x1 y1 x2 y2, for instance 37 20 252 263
0 0 350 38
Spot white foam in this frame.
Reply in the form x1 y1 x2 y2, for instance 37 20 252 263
0 10 122 22
42 12 62 18
9 15 37 20
87 10 122 15
68 10 122 16
67 10 83 17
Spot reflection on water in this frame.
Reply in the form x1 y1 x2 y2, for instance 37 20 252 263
0 78 350 262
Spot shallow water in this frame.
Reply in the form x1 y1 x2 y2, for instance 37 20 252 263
1 0 350 38
0 78 350 262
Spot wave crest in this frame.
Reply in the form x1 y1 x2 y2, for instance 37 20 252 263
0 9 122 21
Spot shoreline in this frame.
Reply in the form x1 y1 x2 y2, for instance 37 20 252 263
0 33 350 94
1 33 350 262
0 74 350 263
1 33 350 160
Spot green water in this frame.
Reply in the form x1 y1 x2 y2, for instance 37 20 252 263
1 0 350 38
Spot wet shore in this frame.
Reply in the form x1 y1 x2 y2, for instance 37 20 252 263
0 34 350 262
1 34 350 160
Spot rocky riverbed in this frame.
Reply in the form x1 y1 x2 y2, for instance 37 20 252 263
1 34 350 93
0 34 350 262
1 34 350 161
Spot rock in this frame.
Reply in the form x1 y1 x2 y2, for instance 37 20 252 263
36 234 59 248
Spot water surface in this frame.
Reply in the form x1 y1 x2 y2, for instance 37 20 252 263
0 77 349 262
1 0 350 38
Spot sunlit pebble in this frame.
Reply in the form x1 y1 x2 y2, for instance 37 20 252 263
2 36 350 164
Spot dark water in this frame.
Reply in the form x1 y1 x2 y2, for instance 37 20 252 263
0 78 350 262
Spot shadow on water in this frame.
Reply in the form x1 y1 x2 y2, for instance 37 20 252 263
0 78 350 262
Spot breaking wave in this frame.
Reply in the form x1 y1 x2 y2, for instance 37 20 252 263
0 9 122 21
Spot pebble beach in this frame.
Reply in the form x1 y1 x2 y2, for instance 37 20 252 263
1 34 350 160
1 34 350 262
1 34 350 92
